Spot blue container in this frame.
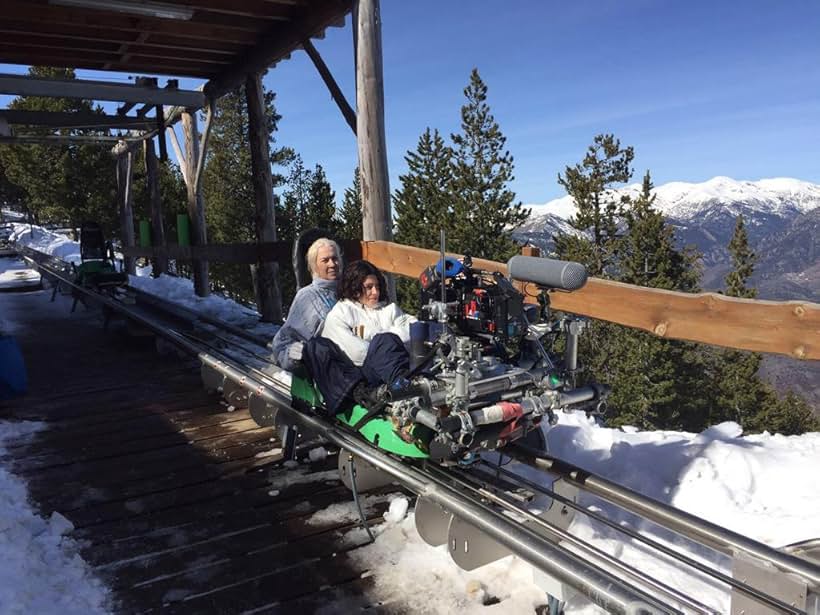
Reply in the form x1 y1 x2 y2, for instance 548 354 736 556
0 335 27 399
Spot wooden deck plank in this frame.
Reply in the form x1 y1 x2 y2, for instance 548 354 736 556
1 289 401 613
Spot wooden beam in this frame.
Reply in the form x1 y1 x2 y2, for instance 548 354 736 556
0 32 234 66
0 72 205 106
1 1 262 43
354 0 392 299
355 0 391 243
246 72 283 323
0 135 124 145
181 110 210 297
117 153 136 275
359 240 820 361
204 0 352 99
123 242 292 264
0 47 225 75
3 0 259 40
302 39 356 135
144 137 167 276
0 22 246 54
0 110 152 130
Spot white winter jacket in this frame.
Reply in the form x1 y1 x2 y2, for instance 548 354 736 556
320 299 417 366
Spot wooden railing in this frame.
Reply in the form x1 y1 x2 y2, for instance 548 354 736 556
125 238 819 360
361 240 819 361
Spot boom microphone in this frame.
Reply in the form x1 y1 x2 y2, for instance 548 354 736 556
507 255 588 291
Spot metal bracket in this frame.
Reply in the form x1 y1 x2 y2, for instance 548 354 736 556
731 553 807 615
542 477 578 532
222 378 249 409
448 515 511 571
248 392 277 427
338 453 394 492
200 363 225 392
415 496 452 547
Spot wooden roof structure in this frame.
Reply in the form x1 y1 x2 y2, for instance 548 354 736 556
0 0 352 98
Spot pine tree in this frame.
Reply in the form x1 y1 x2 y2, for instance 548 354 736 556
725 215 757 299
393 128 454 312
280 154 312 234
202 84 290 301
555 134 634 276
708 214 767 426
336 167 363 240
587 170 705 429
302 163 336 232
448 69 529 261
620 171 700 291
394 128 453 250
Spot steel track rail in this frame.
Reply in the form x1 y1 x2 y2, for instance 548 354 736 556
466 460 804 614
423 462 717 614
506 444 820 593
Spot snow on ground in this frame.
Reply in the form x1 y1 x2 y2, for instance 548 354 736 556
0 256 41 291
0 421 111 614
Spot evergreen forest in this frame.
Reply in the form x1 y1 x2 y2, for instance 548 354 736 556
1 66 815 435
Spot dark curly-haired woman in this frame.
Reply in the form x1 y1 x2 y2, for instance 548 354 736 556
302 260 416 415
321 260 415 365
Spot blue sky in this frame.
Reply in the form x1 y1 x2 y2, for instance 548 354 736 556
3 0 820 205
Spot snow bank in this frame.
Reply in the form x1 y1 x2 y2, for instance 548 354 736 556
348 415 820 614
10 224 81 264
0 421 111 614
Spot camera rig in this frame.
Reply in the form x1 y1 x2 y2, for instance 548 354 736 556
381 253 610 464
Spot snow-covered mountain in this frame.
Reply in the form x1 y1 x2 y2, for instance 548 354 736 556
515 176 820 300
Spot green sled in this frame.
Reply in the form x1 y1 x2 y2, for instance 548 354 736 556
290 375 429 459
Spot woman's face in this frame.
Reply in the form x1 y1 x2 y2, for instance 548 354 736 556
314 245 340 280
359 274 381 307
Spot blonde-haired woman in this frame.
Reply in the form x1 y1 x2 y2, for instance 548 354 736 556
271 237 341 370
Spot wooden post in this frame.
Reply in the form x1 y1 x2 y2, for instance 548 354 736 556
116 152 136 275
355 0 393 298
245 72 283 323
181 109 210 297
144 137 168 277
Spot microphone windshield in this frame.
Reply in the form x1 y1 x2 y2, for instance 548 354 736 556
507 255 588 291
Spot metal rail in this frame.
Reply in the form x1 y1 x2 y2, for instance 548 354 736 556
507 444 820 592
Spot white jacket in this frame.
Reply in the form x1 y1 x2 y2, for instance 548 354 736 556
320 299 417 366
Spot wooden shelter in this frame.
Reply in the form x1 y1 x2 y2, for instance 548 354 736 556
0 0 393 320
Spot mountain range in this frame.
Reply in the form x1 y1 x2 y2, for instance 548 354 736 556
515 176 820 301
514 176 820 409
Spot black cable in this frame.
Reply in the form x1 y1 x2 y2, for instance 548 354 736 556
347 455 375 544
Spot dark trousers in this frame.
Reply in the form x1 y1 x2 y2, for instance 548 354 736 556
303 333 409 415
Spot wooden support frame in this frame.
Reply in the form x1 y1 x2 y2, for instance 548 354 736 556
246 71 283 323
0 110 153 130
116 151 136 275
144 137 167 276
354 0 391 245
302 39 356 135
360 240 820 361
0 72 204 107
181 107 210 297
